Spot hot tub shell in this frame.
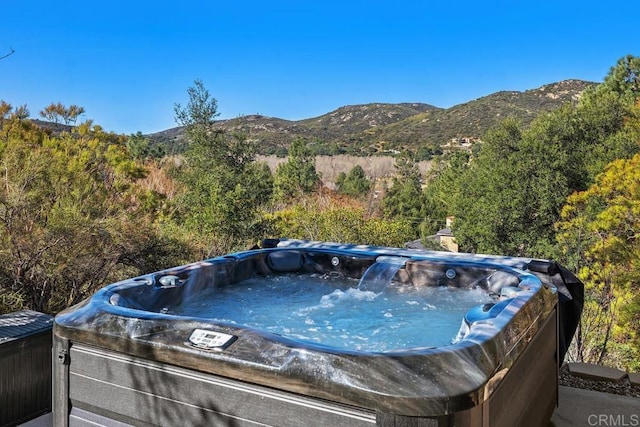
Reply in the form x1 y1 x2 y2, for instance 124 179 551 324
53 240 583 426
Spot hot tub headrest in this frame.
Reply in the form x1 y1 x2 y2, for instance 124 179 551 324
526 259 560 276
267 250 304 272
486 270 520 295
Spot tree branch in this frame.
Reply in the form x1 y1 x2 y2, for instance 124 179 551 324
1 47 15 60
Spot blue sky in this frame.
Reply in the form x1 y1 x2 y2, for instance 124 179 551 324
1 1 637 134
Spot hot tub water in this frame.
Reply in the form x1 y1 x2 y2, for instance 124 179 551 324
171 274 494 352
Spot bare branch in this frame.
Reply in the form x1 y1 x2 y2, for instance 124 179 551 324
0 47 15 60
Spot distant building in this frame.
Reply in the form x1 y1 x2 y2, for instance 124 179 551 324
406 216 459 252
442 137 481 154
435 225 458 252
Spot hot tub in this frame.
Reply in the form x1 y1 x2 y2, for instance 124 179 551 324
53 240 583 427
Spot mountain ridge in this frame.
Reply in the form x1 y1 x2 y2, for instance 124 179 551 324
148 79 596 157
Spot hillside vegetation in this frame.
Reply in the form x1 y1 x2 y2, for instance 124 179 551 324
1 56 638 373
149 80 593 157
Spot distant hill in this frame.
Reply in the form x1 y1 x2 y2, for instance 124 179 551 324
149 102 439 156
148 79 595 157
31 119 73 134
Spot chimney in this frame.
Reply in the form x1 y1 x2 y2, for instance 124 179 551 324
446 216 454 228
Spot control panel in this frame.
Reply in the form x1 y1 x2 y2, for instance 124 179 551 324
187 329 237 351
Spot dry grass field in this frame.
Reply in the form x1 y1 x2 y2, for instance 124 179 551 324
137 156 432 201
257 155 432 189
138 159 180 199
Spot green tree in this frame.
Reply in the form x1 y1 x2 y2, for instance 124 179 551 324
39 102 62 123
445 113 584 256
39 102 85 125
557 153 640 371
336 165 371 197
273 137 320 200
0 101 12 120
576 57 640 178
126 131 165 160
11 104 29 121
0 102 29 123
599 54 640 105
382 152 424 229
426 56 640 257
63 105 86 125
422 152 469 235
171 80 273 255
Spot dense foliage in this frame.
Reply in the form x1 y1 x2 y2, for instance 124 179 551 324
419 55 640 369
422 56 640 257
557 152 640 370
0 108 186 314
171 80 273 256
273 137 320 200
264 193 414 247
335 165 371 197
382 152 425 225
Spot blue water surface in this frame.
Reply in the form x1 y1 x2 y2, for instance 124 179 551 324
174 274 493 352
